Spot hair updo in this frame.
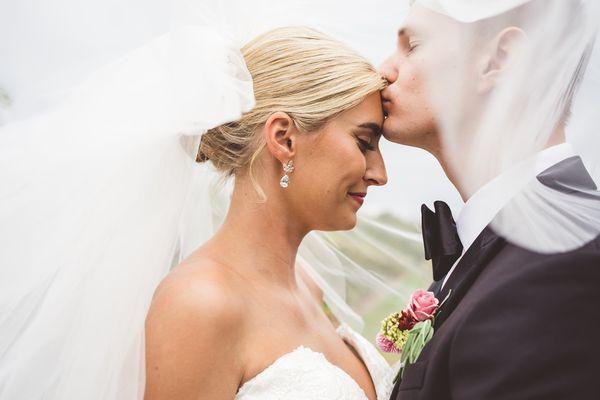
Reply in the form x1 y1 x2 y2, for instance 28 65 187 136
197 26 386 178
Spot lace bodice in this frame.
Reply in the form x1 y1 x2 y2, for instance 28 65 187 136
235 323 395 400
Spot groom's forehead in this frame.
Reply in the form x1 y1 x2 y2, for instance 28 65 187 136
400 4 456 37
397 12 423 38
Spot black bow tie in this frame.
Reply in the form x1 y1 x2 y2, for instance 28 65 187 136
421 201 463 281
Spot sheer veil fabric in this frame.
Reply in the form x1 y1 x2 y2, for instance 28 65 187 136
0 24 255 399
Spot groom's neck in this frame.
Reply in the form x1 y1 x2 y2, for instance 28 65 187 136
435 124 567 203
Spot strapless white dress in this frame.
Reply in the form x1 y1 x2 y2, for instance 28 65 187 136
235 323 395 400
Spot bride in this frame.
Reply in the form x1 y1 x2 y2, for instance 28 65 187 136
0 17 399 399
144 26 393 399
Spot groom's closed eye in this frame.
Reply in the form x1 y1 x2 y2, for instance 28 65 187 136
407 37 421 55
397 28 420 56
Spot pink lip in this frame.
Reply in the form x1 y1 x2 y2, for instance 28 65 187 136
382 102 391 117
348 192 366 207
381 89 392 102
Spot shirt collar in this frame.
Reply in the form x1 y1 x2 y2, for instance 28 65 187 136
456 143 576 252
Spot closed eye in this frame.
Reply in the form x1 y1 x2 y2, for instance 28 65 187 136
357 138 375 154
407 40 420 55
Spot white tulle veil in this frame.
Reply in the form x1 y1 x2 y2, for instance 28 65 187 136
0 23 257 398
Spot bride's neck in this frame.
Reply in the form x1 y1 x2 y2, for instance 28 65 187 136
210 178 306 289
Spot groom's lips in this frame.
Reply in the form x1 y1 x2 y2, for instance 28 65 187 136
381 90 391 103
348 192 366 207
382 99 392 115
382 100 390 119
383 105 390 118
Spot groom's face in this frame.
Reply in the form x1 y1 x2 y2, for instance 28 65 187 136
380 4 462 151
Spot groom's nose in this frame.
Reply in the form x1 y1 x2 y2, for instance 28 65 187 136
380 55 398 84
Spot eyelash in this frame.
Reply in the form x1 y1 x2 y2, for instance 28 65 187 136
407 41 419 55
357 139 375 154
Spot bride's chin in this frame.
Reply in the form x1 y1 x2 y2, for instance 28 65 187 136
335 213 358 231
314 214 357 232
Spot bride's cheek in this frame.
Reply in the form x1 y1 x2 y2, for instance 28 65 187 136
347 150 368 182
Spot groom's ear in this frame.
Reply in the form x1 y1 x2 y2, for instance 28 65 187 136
477 26 526 94
263 111 297 164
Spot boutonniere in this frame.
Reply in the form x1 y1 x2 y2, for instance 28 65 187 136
376 289 451 382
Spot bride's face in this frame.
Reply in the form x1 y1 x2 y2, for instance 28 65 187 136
289 92 388 231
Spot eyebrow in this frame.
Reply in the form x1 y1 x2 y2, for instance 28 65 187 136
398 26 415 39
356 122 383 137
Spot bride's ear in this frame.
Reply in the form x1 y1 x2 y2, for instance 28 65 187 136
263 111 297 163
477 26 526 94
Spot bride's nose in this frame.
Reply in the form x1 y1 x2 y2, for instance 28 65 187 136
364 150 388 187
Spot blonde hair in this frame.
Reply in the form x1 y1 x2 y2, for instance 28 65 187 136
198 26 386 181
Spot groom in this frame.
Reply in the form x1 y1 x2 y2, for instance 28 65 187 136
381 1 600 399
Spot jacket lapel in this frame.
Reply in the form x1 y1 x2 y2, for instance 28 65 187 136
433 227 505 330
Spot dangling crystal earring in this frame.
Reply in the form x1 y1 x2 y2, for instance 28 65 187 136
280 160 295 188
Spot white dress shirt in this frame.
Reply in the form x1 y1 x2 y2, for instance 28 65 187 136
441 143 577 289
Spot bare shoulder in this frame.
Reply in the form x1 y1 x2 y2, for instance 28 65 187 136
145 258 246 399
147 258 245 339
151 258 243 316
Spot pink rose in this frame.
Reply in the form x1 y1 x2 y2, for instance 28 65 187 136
408 290 439 322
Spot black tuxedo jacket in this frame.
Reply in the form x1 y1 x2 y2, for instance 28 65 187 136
391 156 600 400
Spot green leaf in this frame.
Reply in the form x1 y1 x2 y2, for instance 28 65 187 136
398 320 436 378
